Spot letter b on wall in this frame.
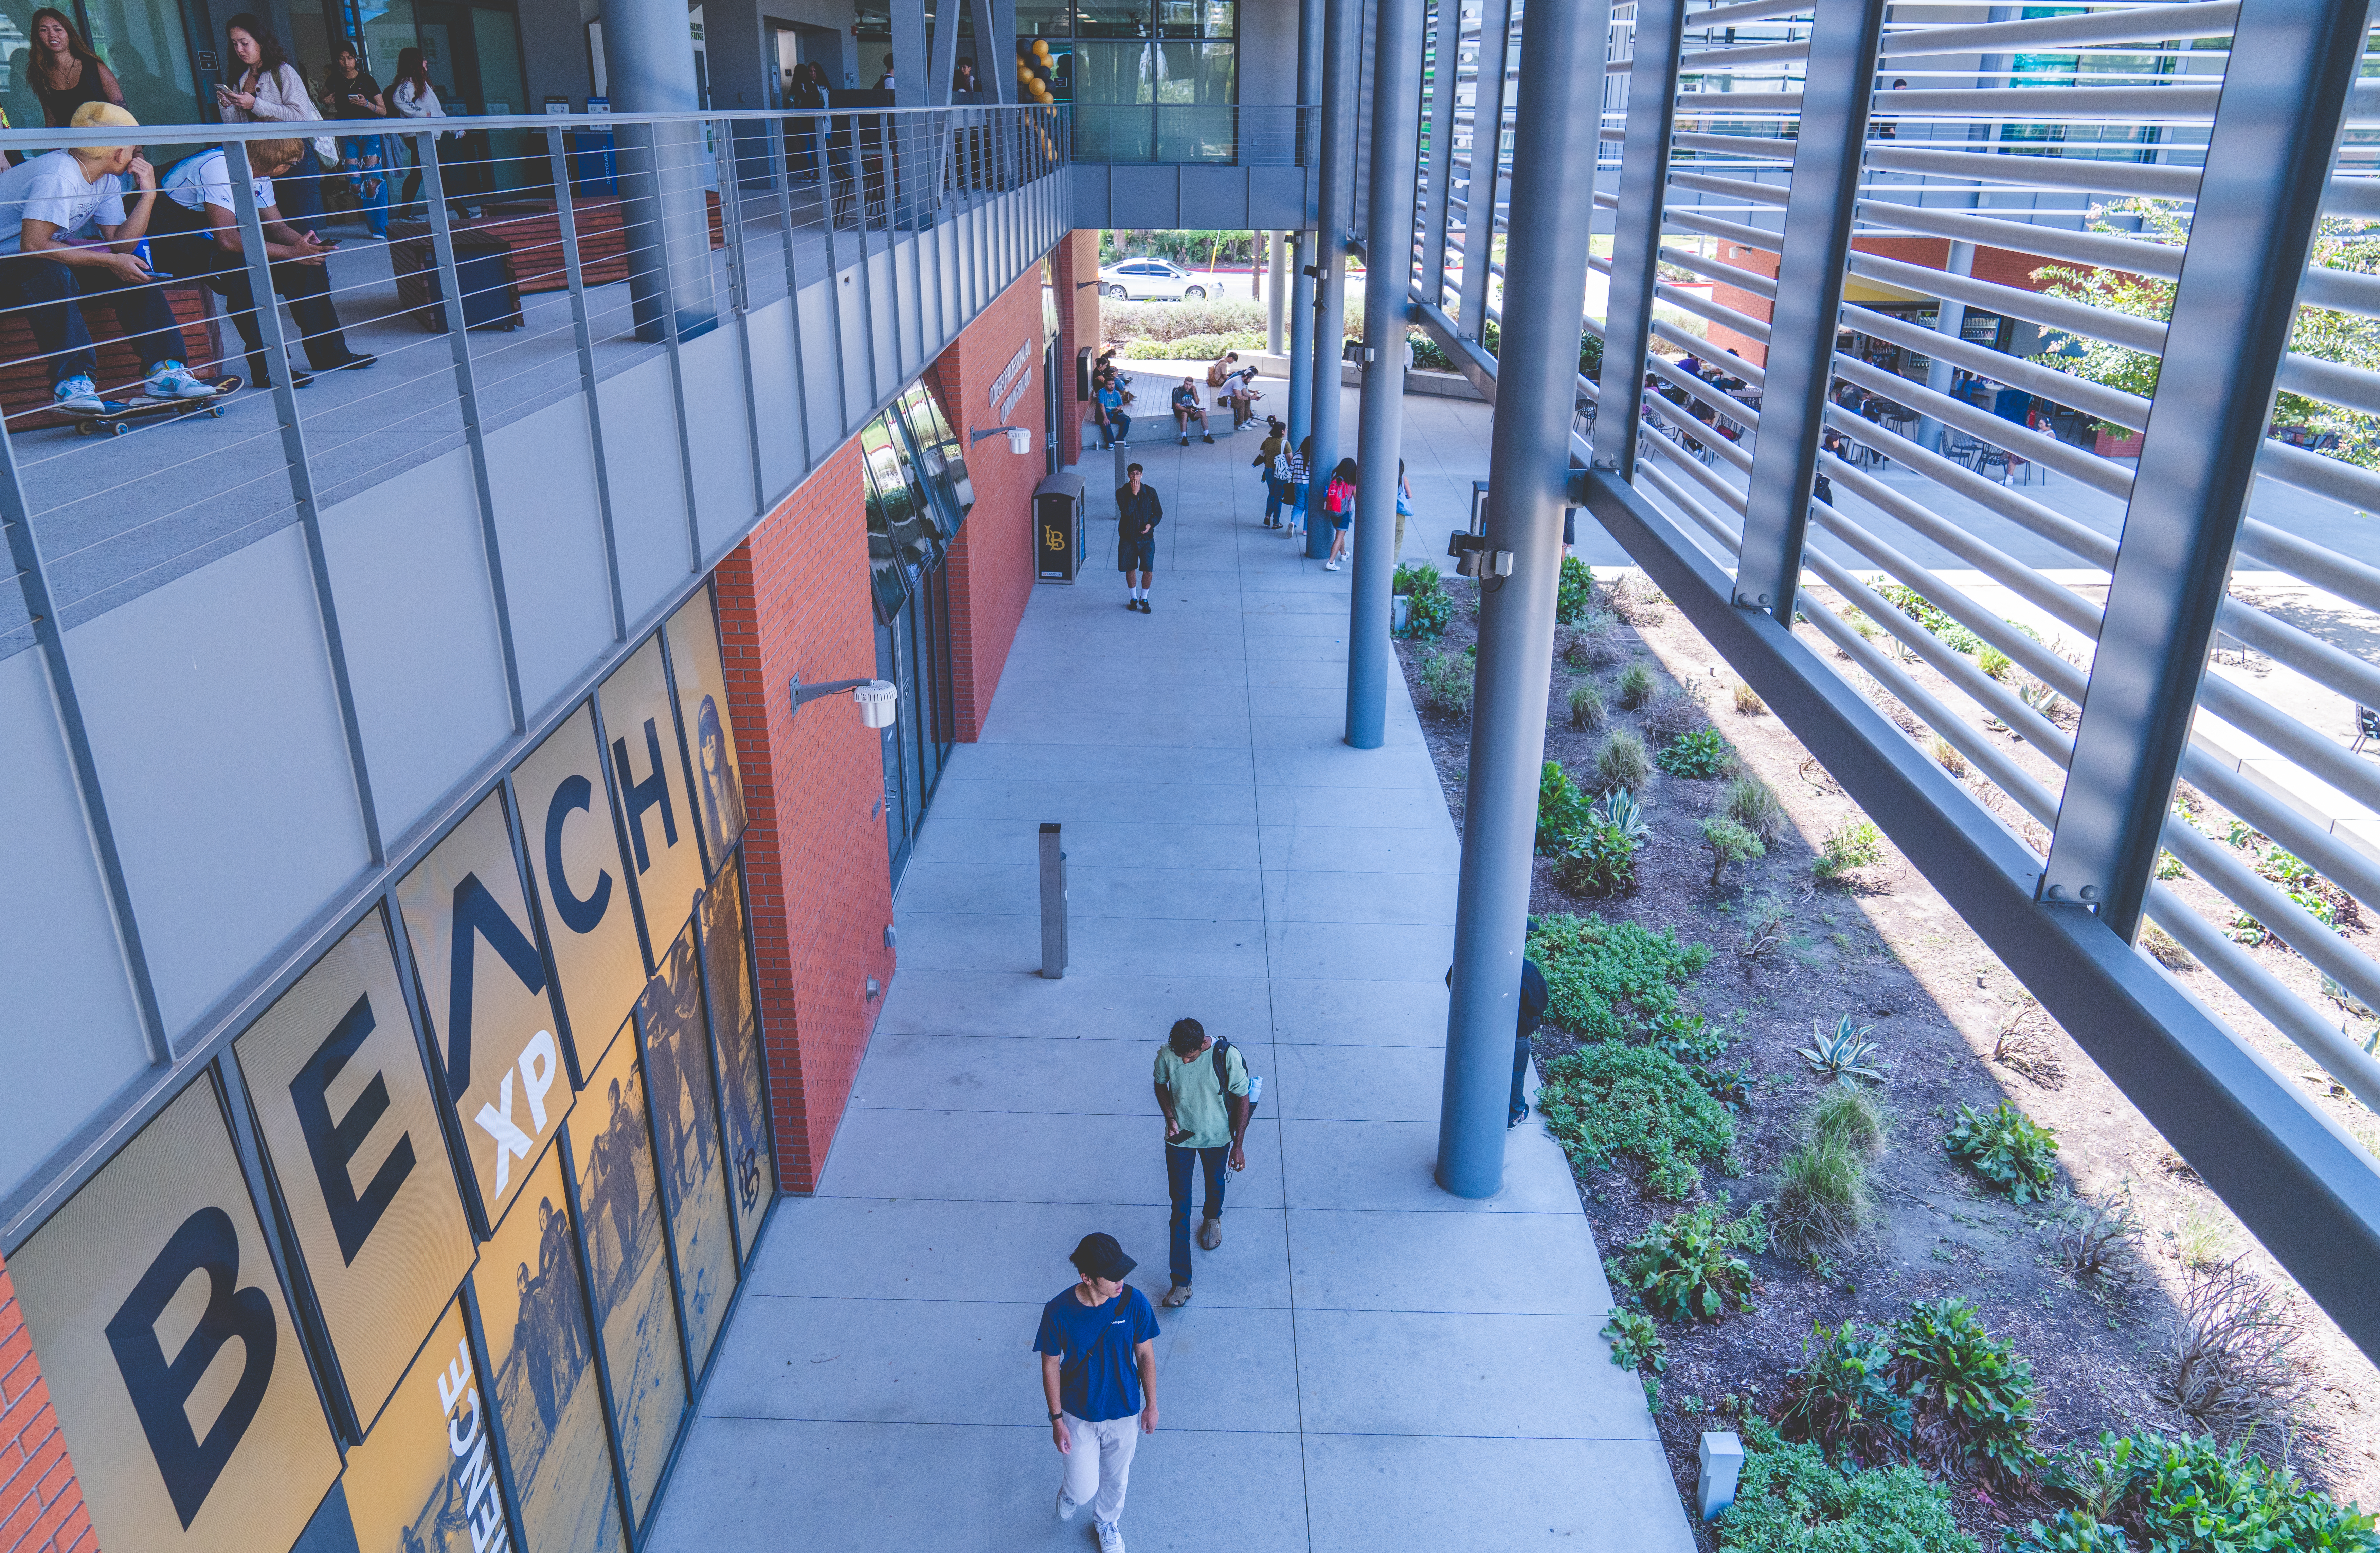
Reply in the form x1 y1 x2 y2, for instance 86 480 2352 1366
8 1082 341 1553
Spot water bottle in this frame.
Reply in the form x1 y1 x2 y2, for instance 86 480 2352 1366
1246 1074 1263 1107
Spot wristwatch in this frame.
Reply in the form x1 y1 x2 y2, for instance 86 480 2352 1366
1048 1411 1062 1423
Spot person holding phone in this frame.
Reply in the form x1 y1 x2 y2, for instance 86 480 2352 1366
215 13 332 232
387 47 445 218
319 41 388 239
1151 1017 1248 1309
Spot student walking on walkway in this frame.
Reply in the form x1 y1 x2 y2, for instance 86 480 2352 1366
1152 1017 1249 1307
1116 463 1161 613
1035 1232 1160 1553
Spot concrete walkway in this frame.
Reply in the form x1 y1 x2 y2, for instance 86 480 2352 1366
644 422 1695 1551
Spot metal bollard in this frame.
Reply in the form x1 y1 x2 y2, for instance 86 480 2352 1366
1039 822 1068 979
1697 1431 1743 1521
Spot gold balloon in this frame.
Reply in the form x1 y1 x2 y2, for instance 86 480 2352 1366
1033 39 1052 58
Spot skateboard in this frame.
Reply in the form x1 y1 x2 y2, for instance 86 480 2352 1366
66 376 243 436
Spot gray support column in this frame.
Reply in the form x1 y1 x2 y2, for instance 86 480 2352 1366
601 0 717 340
1305 0 1357 560
1591 0 1683 479
1414 1 1456 311
1267 230 1288 352
930 0 962 103
982 0 1018 103
2042 0 2368 939
1438 0 1607 1200
1288 230 1317 449
893 0 927 100
1913 239 1973 455
1349 0 1425 748
1453 0 1511 343
1731 0 1887 622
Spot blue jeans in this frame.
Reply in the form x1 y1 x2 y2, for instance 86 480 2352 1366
1166 1144 1229 1287
1264 475 1287 521
0 256 186 385
339 134 390 237
1512 1033 1533 1125
1102 408 1129 447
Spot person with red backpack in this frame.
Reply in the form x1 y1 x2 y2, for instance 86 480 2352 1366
1151 1016 1256 1307
1322 457 1358 571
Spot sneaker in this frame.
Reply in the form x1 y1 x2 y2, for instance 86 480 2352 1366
1325 560 1341 571
1202 434 1215 444
1097 1522 1126 1553
1179 435 1189 446
1056 1487 1080 1523
143 361 216 400
1198 1216 1221 1250
1125 598 1139 611
52 374 104 414
1161 1283 1192 1308
1139 598 1153 613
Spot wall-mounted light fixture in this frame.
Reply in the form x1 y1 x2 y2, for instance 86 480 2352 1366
789 673 900 728
972 425 1035 454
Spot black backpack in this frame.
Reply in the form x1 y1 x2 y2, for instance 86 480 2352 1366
1212 1037 1263 1120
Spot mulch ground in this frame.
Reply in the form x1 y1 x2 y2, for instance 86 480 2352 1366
1392 567 2380 1547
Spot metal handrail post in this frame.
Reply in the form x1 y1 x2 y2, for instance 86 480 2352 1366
765 116 817 471
1436 0 1609 1200
543 126 630 642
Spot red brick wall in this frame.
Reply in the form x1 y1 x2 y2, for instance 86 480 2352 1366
715 440 898 1194
0 1260 93 1553
1051 230 1102 467
1710 242 1780 365
927 267 1049 743
1700 238 2063 367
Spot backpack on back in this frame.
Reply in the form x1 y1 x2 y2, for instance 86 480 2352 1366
1211 1037 1263 1121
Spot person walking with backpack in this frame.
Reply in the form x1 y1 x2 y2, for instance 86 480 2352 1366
1035 1232 1161 1553
1322 457 1358 572
1283 437 1311 541
1153 1017 1250 1308
1255 416 1286 527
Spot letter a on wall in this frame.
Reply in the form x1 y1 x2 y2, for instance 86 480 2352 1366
396 792 574 1230
233 908 476 1433
8 1080 342 1553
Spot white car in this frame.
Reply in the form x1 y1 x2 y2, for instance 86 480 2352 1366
1099 258 1209 301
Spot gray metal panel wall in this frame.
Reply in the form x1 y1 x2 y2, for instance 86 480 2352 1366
483 398 618 719
683 325 763 556
600 355 701 622
748 299 806 497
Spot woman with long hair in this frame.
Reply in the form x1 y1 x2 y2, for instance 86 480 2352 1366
788 60 826 182
215 13 332 230
26 8 123 128
1323 457 1358 570
387 46 445 217
318 40 386 237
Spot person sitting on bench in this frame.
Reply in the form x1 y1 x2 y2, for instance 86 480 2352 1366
1170 377 1213 445
148 136 375 389
0 102 220 413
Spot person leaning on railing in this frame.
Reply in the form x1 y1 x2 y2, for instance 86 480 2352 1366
146 136 376 390
0 102 221 413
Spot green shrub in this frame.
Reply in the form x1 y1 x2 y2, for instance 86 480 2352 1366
1556 823 1638 898
1726 773 1789 844
1616 662 1656 709
1944 1100 2060 1202
1568 682 1606 731
1718 1426 1978 1553
1408 328 1454 371
1814 818 1885 881
1392 561 1451 638
1600 1309 1667 1374
1797 1014 1883 1084
1596 729 1652 791
1999 1511 2130 1553
1702 816 1766 888
1556 555 1597 624
1778 1321 1911 1459
1536 761 1594 853
2036 1431 2380 1553
1535 1042 1736 1199
1774 1139 1867 1253
1526 912 1712 1041
1613 1202 1767 1320
1119 330 1268 359
1891 1298 2043 1483
1418 650 1474 716
1877 582 1984 655
1811 1085 1885 1158
1652 1006 1730 1064
1101 295 1268 345
1660 726 1735 778
1978 644 2014 681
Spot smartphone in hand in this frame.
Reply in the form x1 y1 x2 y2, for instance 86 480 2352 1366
1164 1125 1190 1145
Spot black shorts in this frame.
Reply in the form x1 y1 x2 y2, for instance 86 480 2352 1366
1119 534 1156 572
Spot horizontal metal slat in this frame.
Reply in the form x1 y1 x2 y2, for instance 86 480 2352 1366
1862 145 2202 200
1848 250 2168 353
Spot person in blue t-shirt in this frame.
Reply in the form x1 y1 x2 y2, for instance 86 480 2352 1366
1033 1232 1161 1553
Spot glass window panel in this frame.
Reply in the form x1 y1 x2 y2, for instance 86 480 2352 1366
1074 37 1153 101
1152 39 1234 103
859 430 915 621
1203 0 1234 37
638 925 738 1377
1076 1 1150 39
1017 0 1071 38
471 1148 628 1553
701 862 773 1255
1157 0 1198 38
78 0 203 157
566 1019 687 1527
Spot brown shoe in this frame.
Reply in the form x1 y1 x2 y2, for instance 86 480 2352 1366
1162 1283 1193 1307
1197 1216 1221 1251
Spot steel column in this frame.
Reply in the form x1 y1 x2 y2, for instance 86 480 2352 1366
1913 239 1975 456
892 0 928 100
544 128 630 642
1305 0 1358 560
1267 231 1289 352
1288 230 1317 450
599 0 717 340
1453 0 1512 343
1349 0 1426 748
1414 0 1457 309
2042 0 2368 938
1592 0 1684 480
1437 0 1607 1199
1732 0 1888 621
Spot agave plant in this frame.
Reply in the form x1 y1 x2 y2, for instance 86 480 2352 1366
1798 1014 1883 1084
1592 786 1650 843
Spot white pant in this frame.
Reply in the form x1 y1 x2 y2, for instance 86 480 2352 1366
1059 1411 1139 1527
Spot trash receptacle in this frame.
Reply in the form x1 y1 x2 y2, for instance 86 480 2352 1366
1035 471 1087 583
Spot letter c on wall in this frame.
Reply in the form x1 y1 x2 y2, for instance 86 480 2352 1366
544 773 612 935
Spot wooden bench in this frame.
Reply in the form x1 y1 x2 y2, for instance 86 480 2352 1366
386 192 725 303
0 281 220 431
